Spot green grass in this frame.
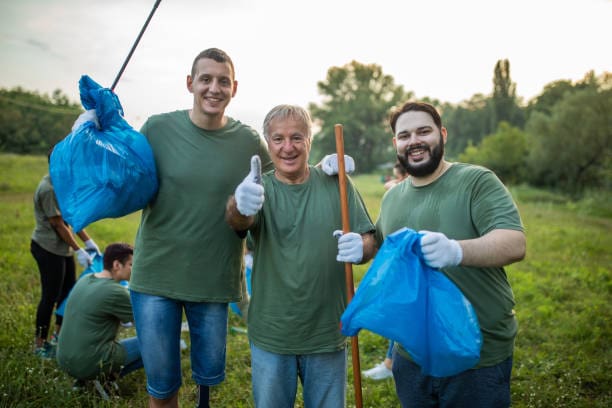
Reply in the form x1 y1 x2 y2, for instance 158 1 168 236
0 154 610 407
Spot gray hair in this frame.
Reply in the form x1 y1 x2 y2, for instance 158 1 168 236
262 104 312 140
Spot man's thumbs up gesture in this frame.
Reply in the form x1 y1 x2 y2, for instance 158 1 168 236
235 155 264 216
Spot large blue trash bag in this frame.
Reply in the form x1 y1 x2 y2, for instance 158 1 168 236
49 75 158 232
340 227 482 377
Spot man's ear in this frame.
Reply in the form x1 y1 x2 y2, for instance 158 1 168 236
186 75 194 93
231 80 238 98
441 126 448 145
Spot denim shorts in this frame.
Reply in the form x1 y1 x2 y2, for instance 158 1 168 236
130 290 228 399
392 349 513 408
250 342 347 408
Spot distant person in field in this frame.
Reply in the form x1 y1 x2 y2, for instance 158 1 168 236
383 160 409 190
225 104 376 408
127 47 273 408
30 145 99 359
376 101 526 407
56 243 142 384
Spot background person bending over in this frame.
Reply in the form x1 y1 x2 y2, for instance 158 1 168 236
376 101 526 407
30 146 97 358
56 243 142 385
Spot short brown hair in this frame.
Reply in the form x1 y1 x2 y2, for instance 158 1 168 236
389 102 442 134
103 243 133 271
191 48 235 79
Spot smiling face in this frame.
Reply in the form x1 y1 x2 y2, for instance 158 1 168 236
186 57 237 128
393 110 447 179
266 116 312 184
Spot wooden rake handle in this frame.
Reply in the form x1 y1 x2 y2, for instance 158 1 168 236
334 124 363 408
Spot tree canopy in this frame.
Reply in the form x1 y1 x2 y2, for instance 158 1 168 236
308 61 411 173
0 88 81 154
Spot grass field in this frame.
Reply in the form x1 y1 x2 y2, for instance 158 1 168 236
0 153 610 407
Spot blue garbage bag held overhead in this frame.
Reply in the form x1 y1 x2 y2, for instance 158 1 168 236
50 75 158 232
340 227 482 378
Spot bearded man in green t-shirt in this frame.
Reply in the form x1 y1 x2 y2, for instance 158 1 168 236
226 104 376 408
376 101 526 407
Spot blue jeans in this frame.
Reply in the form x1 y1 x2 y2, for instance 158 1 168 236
250 342 347 408
392 350 513 408
130 290 228 399
118 337 143 377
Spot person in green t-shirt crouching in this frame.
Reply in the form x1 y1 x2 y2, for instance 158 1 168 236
56 243 141 387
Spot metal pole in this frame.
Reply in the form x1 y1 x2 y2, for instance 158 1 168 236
110 0 162 91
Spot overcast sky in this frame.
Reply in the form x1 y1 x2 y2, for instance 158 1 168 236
1 0 610 132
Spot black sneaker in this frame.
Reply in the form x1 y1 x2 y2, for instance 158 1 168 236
33 342 56 360
72 379 87 391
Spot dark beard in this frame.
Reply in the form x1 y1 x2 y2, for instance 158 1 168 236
397 135 444 178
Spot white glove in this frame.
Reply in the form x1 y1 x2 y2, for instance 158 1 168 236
320 154 355 176
84 238 101 255
334 230 363 263
75 248 94 267
71 109 100 132
419 230 463 269
235 155 264 216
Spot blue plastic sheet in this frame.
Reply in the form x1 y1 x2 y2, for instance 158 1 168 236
230 258 252 317
340 227 482 377
50 75 158 232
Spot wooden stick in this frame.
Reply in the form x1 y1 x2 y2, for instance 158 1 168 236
334 124 363 408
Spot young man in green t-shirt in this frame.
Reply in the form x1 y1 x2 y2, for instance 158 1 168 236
376 101 526 407
128 48 273 408
56 243 141 384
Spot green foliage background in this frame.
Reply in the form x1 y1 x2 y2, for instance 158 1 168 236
1 154 610 407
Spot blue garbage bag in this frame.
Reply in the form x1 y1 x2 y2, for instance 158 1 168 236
50 75 158 232
340 227 482 377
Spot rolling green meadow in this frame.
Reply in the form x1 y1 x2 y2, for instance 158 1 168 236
0 153 610 407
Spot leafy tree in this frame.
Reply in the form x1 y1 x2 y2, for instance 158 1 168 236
308 61 411 173
526 78 611 196
491 59 524 129
440 94 493 159
525 70 603 120
458 122 528 184
0 87 81 154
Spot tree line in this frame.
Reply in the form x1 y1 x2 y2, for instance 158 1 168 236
308 60 610 197
1 60 610 196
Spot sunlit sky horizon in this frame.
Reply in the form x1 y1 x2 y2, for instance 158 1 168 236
1 0 610 132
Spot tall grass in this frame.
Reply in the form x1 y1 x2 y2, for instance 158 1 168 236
0 154 610 407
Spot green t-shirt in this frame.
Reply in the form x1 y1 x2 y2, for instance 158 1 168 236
248 166 374 354
130 111 272 302
31 175 72 256
56 275 133 380
375 163 523 367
